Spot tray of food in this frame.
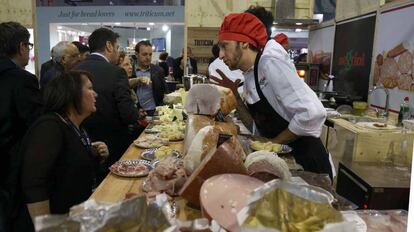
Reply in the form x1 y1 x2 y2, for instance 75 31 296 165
141 146 181 161
109 160 153 177
133 136 169 149
250 140 292 154
159 131 185 141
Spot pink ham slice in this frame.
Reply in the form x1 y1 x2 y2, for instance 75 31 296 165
200 174 264 232
179 140 247 208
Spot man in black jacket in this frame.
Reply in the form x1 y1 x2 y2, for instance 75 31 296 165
134 40 166 116
173 47 198 83
0 21 42 232
75 28 140 172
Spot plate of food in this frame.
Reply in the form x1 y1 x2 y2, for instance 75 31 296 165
133 136 169 149
250 140 292 154
141 146 181 161
159 131 185 141
109 160 153 177
356 122 398 130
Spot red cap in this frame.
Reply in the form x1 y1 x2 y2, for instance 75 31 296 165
274 33 288 45
219 13 268 49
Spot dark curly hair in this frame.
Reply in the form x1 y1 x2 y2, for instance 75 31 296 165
88 28 119 53
44 70 94 116
245 5 274 40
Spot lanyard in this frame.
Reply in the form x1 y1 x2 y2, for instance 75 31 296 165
55 113 92 151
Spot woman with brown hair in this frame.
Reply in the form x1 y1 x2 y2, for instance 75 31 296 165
117 51 140 104
20 71 108 228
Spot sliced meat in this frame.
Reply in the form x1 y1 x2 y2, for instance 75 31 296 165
179 140 247 208
244 151 291 182
200 174 264 232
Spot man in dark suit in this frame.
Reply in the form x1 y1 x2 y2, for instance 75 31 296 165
40 47 55 82
134 40 166 116
75 28 140 173
173 47 198 83
40 41 80 89
0 21 43 232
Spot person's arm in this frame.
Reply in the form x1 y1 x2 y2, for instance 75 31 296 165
173 58 183 82
21 118 63 221
261 56 326 139
210 69 254 131
234 94 254 132
15 73 43 126
114 68 139 124
128 78 140 89
272 128 298 144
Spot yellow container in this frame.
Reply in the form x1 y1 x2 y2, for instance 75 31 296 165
352 101 368 116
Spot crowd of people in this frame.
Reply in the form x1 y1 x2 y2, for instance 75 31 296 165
0 21 195 232
0 5 330 232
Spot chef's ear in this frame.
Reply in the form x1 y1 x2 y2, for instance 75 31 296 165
241 42 249 49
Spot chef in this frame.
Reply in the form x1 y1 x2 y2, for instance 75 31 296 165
211 12 332 178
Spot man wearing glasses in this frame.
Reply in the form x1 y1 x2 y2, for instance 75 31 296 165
0 21 42 231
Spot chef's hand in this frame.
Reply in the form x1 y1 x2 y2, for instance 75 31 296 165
91 141 109 160
210 69 241 96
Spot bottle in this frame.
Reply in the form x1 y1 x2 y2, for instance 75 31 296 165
398 97 410 126
393 127 408 167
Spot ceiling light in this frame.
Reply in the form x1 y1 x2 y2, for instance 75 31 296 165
295 28 303 32
57 26 63 30
295 22 303 25
149 22 155 26
114 22 121 26
162 24 169 32
147 27 151 31
81 23 88 26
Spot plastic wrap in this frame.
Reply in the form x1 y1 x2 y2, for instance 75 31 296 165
341 210 407 232
291 171 358 211
237 180 348 232
35 195 172 232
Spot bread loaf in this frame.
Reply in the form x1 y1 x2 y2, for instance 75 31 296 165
183 115 237 156
184 84 236 116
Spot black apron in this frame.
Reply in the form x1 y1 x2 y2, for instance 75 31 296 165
246 51 332 179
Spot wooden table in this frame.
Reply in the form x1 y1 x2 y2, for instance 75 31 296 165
89 133 201 220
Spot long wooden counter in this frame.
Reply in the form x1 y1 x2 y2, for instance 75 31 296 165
89 133 202 220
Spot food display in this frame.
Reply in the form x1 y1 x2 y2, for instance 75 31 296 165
159 131 185 141
133 135 169 148
109 160 152 177
142 156 187 196
184 84 237 116
179 139 247 207
145 121 186 133
251 140 281 152
183 114 238 156
245 151 292 182
200 174 264 232
141 147 180 161
239 181 343 231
